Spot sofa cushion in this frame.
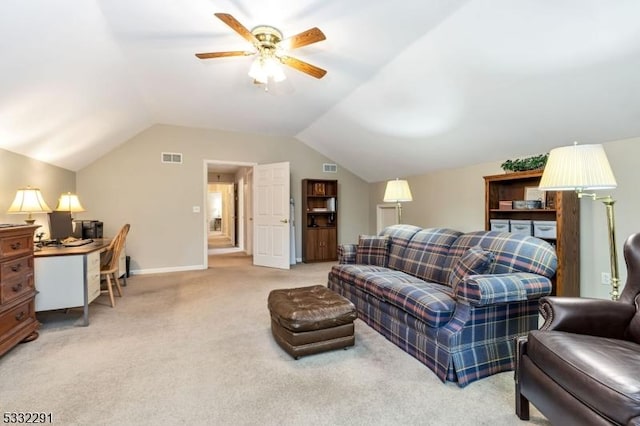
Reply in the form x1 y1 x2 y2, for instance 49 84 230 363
331 265 424 299
382 282 456 328
356 235 390 267
356 270 427 300
330 265 391 296
396 228 462 284
527 330 640 425
381 224 422 271
448 246 495 292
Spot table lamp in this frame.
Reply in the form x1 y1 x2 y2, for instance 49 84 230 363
383 178 413 224
538 142 619 299
55 192 85 218
7 186 52 225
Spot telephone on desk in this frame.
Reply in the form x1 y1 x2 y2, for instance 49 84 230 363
61 237 94 247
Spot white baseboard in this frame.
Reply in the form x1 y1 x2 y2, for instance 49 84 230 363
130 264 205 275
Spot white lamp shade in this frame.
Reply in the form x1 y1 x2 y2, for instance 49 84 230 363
384 179 413 202
7 187 52 213
248 57 286 84
248 58 268 83
539 143 617 191
55 192 85 213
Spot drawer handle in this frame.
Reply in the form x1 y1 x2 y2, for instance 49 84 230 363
539 227 552 231
11 264 22 272
10 242 22 250
12 283 23 292
15 311 26 321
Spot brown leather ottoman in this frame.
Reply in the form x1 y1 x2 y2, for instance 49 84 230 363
268 285 357 359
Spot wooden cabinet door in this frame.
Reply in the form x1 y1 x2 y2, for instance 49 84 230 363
323 229 337 260
304 228 337 262
305 229 321 262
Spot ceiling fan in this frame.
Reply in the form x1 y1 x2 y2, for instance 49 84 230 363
195 13 327 84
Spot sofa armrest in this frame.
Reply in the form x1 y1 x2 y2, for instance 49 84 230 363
338 244 357 264
456 273 552 306
538 296 636 338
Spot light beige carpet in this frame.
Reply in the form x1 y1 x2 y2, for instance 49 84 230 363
0 254 549 425
208 232 233 249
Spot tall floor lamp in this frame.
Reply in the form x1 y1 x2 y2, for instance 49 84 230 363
538 142 619 300
383 178 413 224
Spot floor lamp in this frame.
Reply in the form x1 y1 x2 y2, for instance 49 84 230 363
539 142 619 300
383 179 413 224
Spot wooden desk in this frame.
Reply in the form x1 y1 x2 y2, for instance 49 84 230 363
34 240 110 326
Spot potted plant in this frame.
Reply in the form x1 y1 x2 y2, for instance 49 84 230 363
501 153 548 173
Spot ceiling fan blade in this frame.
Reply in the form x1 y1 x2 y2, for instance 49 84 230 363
280 56 327 79
195 51 251 59
281 27 326 50
214 13 259 45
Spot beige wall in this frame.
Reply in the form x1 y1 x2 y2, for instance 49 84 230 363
4 126 638 299
0 148 76 236
76 124 370 273
368 138 640 299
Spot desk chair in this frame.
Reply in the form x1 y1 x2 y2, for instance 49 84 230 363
100 224 130 307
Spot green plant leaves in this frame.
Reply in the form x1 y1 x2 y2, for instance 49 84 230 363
501 153 548 172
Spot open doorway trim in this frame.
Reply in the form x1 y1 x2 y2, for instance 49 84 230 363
203 159 257 269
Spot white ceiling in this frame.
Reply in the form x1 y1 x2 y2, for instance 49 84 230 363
2 0 640 182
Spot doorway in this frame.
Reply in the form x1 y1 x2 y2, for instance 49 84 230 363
207 182 236 251
205 160 255 261
203 159 290 270
376 204 398 234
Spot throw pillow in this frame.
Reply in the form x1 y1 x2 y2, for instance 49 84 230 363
448 246 495 292
356 235 390 267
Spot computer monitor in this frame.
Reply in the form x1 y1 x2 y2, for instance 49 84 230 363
48 211 73 242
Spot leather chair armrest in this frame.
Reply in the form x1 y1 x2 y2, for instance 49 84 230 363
539 296 636 338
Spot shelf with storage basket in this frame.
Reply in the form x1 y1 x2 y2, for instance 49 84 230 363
484 170 580 296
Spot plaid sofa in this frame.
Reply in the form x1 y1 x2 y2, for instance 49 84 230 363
328 224 557 387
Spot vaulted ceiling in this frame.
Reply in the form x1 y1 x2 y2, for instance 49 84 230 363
2 0 640 182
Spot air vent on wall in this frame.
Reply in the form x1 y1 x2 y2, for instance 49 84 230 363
323 163 337 173
161 152 183 164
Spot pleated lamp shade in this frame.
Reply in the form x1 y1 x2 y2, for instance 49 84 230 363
539 143 617 191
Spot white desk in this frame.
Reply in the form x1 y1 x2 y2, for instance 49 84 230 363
34 240 110 326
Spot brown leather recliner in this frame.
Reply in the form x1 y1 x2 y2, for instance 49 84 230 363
515 233 640 426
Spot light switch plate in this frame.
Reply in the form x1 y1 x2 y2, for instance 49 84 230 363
192 206 200 213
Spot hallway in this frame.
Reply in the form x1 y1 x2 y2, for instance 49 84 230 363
207 231 233 249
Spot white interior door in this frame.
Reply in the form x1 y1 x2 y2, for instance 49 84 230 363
253 162 290 269
377 204 398 234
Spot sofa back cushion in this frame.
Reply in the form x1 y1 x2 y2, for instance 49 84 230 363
379 224 422 270
443 231 558 281
356 235 390 267
393 228 462 284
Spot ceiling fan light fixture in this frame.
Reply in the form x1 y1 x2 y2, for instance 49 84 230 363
198 13 327 83
265 57 286 82
248 57 268 83
248 56 286 84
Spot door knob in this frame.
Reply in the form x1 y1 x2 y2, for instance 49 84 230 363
280 219 289 223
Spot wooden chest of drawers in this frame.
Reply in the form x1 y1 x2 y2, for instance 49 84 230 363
0 225 39 357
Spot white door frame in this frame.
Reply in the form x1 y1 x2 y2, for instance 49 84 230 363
376 203 399 234
203 159 257 268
